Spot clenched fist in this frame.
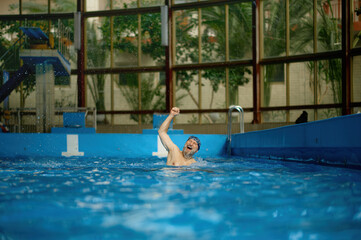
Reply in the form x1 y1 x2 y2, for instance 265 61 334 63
170 107 180 116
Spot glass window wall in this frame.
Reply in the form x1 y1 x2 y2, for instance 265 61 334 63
229 2 253 60
86 0 110 12
0 0 19 15
289 62 314 106
0 0 359 131
201 6 226 63
352 0 361 48
229 66 253 108
113 15 139 68
317 0 342 52
21 0 48 14
352 55 361 114
175 9 199 64
51 0 76 13
54 75 78 108
86 17 111 69
262 0 286 58
316 59 342 106
289 0 314 55
175 70 199 110
141 13 164 66
86 74 112 124
261 63 286 107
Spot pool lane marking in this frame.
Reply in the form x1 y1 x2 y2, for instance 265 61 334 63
62 134 84 157
152 135 168 158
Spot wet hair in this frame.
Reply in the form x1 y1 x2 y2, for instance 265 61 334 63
188 136 201 151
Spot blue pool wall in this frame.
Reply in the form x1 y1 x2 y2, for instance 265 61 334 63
232 113 361 167
0 113 360 168
0 133 226 159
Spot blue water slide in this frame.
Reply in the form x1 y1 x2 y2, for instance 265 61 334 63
0 27 71 103
18 27 71 76
0 64 31 103
19 27 49 41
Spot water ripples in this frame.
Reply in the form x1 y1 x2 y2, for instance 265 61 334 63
1 156 361 239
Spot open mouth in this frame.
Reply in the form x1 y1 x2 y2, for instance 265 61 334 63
187 145 193 150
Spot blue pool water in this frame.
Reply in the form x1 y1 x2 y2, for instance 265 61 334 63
1 157 361 239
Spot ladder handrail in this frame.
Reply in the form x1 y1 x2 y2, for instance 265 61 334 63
0 37 21 61
226 105 244 155
57 19 71 59
0 35 25 70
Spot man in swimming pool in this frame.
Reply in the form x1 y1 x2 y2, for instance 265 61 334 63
158 107 201 166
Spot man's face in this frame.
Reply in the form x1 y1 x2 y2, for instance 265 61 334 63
182 138 199 157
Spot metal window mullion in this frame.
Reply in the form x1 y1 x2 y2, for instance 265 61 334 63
83 14 88 107
341 0 351 115
259 0 264 123
19 0 24 108
225 4 230 111
313 0 318 120
198 7 202 124
286 0 290 122
110 14 114 125
138 12 142 125
171 2 176 109
48 0 51 41
171 3 176 66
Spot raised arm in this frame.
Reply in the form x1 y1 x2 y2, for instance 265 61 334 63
158 107 180 152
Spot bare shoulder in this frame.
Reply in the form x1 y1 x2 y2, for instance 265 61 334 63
166 148 182 166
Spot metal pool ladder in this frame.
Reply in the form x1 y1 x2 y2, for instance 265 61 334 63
226 105 244 155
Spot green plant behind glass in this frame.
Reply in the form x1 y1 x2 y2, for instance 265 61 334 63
292 0 342 113
87 22 107 115
262 0 342 116
115 73 165 124
175 3 252 117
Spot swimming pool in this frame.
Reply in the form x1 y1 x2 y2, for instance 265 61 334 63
1 156 361 239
